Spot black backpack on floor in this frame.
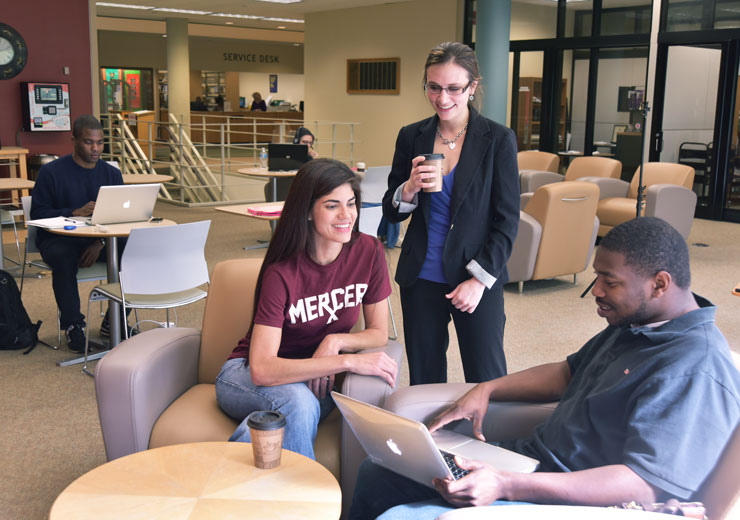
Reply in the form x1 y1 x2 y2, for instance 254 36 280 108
0 269 41 355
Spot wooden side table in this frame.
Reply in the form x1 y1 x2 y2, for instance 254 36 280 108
49 442 341 519
0 147 30 203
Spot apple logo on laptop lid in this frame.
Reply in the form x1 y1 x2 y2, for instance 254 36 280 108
386 439 402 456
123 200 131 209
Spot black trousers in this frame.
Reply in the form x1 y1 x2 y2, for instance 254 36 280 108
400 277 507 385
38 235 126 329
264 177 294 202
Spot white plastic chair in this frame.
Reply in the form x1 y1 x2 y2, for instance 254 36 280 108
82 220 211 373
359 205 398 340
0 203 23 266
19 196 108 348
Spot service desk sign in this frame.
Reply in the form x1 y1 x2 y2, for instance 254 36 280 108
21 82 71 132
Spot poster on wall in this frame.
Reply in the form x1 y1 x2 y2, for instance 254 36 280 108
100 67 154 112
125 69 141 110
270 74 278 93
20 82 71 132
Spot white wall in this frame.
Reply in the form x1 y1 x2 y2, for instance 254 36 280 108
570 56 647 151
594 57 646 143
512 1 557 40
661 46 720 163
304 0 459 166
239 72 305 109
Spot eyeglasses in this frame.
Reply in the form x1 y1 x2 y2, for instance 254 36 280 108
424 82 472 96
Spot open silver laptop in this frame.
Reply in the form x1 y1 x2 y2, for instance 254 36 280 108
72 184 159 225
332 392 539 488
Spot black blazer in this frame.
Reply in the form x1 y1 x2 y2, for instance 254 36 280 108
382 108 520 289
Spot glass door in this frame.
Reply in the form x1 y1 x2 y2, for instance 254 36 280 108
510 51 545 151
651 44 721 217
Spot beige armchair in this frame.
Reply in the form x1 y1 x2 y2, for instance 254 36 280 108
583 162 696 239
520 156 622 208
94 258 403 514
517 151 559 174
386 369 740 520
506 181 600 293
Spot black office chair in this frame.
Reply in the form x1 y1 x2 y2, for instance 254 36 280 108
678 141 710 199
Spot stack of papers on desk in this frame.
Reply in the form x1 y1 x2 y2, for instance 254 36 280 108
247 206 282 217
25 217 91 229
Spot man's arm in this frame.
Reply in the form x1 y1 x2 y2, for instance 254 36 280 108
433 461 658 508
428 361 571 440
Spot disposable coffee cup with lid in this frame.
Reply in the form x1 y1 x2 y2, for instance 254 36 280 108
247 410 287 469
421 153 445 193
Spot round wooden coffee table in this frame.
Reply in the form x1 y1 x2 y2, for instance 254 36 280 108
49 442 341 519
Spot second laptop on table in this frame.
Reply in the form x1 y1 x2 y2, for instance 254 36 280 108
268 143 310 171
72 184 160 225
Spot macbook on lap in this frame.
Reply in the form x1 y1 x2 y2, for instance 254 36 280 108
267 143 310 171
71 184 160 225
331 392 539 488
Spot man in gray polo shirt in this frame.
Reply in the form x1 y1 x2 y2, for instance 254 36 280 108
350 217 740 519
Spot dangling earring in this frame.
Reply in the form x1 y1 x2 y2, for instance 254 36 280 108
469 94 475 101
308 216 312 221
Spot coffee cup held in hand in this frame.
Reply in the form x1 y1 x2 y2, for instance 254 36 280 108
421 153 445 193
247 410 287 469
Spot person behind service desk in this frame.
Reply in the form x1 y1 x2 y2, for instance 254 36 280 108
251 91 267 111
382 41 519 385
215 158 398 460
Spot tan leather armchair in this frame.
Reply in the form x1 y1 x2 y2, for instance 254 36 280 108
520 156 622 208
583 162 697 239
506 181 600 293
517 151 559 174
94 258 403 515
386 369 740 520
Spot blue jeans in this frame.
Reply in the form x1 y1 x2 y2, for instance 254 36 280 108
377 215 400 248
215 357 335 459
350 459 530 519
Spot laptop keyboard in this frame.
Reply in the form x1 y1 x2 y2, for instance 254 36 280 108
440 450 470 480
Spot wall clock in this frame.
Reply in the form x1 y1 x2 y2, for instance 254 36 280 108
0 23 28 80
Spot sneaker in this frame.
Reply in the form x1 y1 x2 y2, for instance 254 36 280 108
100 313 137 339
65 323 86 353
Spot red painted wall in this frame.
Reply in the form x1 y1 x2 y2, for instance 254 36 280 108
0 0 93 168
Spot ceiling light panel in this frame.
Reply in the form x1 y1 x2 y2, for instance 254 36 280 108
153 7 213 15
96 2 153 9
211 12 263 20
263 17 304 23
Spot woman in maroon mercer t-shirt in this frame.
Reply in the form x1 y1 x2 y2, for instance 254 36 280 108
215 158 397 460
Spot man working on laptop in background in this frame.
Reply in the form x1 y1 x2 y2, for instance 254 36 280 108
30 115 126 352
351 217 740 519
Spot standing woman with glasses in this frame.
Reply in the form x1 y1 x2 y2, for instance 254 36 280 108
382 41 519 385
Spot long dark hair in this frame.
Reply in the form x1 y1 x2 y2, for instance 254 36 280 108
251 158 363 324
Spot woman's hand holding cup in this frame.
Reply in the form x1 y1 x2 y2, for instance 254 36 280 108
402 155 438 200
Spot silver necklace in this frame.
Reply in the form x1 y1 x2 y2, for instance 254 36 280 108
436 124 467 150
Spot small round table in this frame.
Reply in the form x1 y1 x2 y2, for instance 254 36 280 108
49 442 342 520
122 174 174 184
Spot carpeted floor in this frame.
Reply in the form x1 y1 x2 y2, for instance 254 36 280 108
2 202 739 519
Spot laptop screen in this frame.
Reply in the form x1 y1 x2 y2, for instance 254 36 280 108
268 143 310 172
